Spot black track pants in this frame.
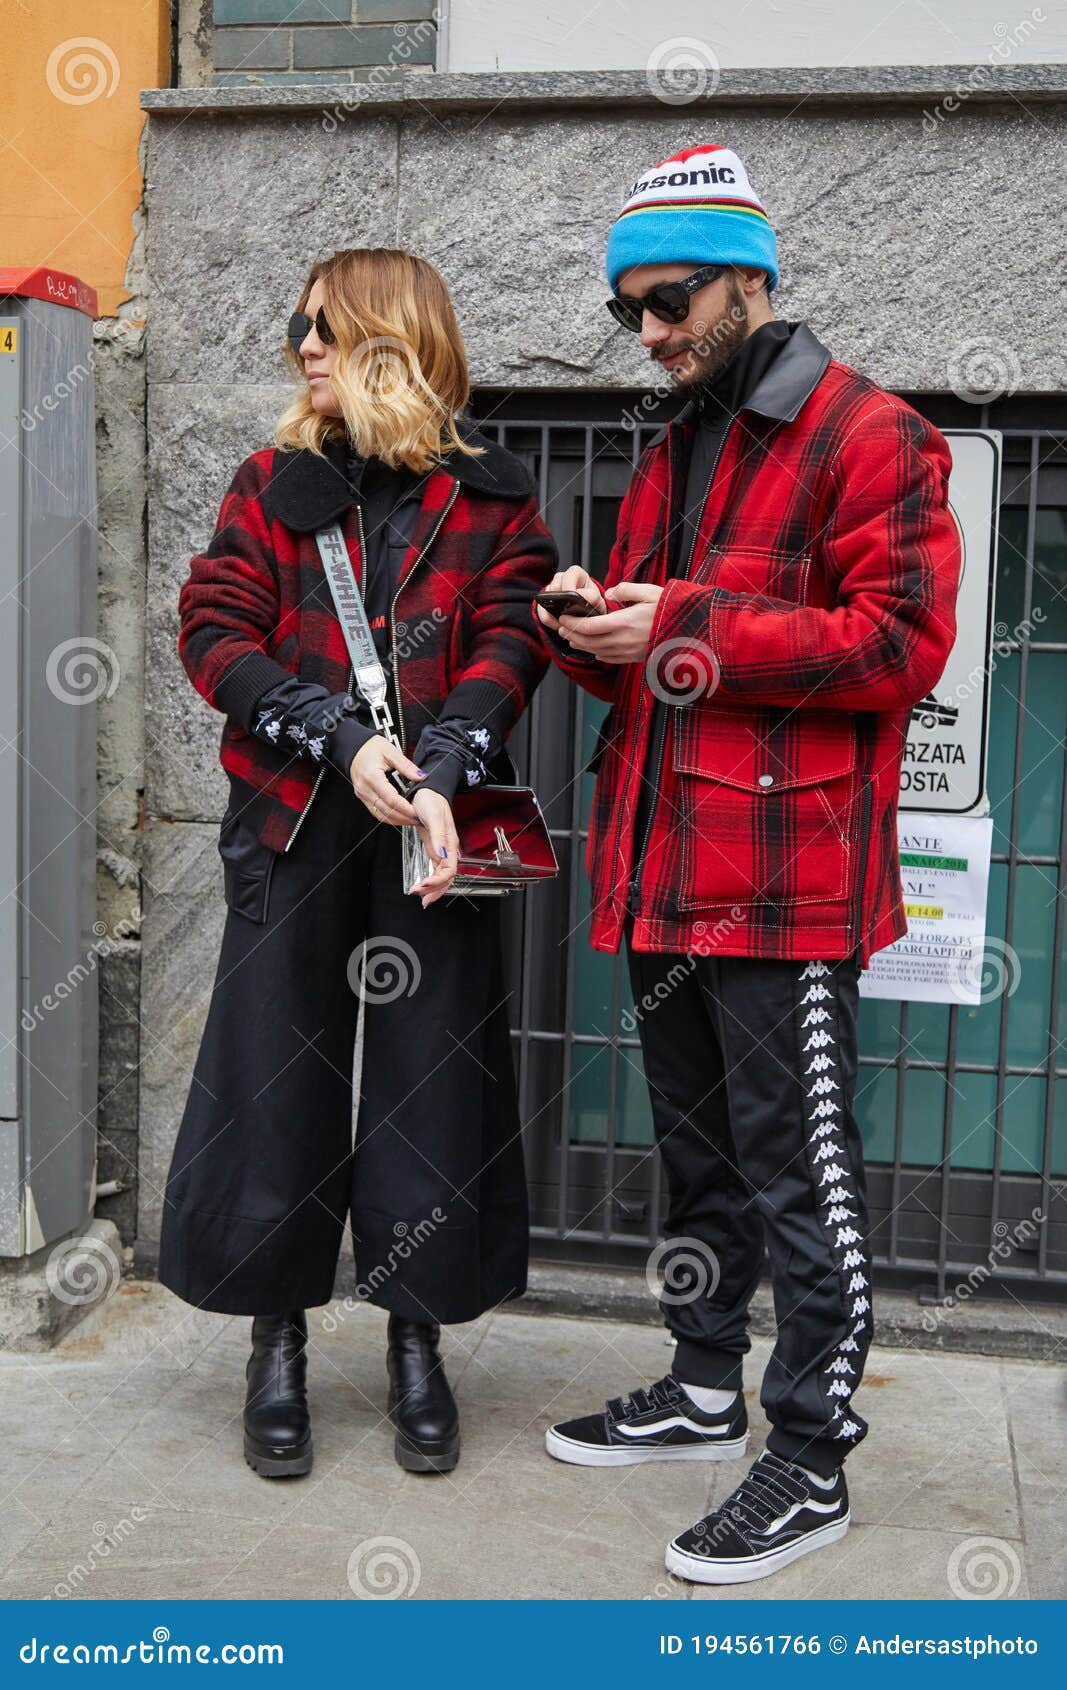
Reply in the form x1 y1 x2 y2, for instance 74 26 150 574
627 941 872 1476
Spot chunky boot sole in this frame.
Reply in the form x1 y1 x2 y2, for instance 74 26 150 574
665 1513 850 1585
392 1424 460 1474
243 1431 313 1479
545 1427 749 1467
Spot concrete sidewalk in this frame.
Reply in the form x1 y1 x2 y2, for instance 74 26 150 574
0 1281 1062 1601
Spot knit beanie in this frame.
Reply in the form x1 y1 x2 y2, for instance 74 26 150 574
606 145 778 293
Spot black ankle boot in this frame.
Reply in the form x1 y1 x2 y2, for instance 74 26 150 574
387 1314 460 1473
243 1309 313 1478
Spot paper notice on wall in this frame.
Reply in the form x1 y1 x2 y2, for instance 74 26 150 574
859 813 994 1005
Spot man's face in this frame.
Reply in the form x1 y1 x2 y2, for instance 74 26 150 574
617 263 754 395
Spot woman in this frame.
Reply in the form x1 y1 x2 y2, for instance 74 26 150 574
157 249 557 1479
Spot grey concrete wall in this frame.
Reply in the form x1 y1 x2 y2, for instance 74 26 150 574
136 80 1067 1249
92 260 149 1248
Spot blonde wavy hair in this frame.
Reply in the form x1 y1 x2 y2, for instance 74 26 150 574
275 248 480 473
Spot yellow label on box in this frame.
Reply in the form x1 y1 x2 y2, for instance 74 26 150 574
904 902 944 920
0 327 17 354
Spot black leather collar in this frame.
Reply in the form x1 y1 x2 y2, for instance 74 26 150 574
650 322 832 446
265 419 534 533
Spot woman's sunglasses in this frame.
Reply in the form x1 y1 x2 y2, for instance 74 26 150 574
287 307 335 352
606 264 727 333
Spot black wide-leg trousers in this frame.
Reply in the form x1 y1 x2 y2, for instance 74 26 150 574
158 773 528 1324
627 939 873 1475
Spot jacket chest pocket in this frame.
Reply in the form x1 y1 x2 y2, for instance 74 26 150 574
671 705 858 910
696 543 813 604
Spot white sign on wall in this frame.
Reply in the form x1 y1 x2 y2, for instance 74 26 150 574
860 813 995 1004
899 430 1000 816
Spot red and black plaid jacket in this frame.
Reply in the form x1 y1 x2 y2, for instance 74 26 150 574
180 428 558 850
540 326 961 965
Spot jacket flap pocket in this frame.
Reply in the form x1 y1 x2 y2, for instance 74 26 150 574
218 809 276 923
672 705 856 792
695 544 811 601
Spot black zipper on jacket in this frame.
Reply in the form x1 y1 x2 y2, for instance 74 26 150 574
849 718 876 961
627 420 733 915
388 480 460 753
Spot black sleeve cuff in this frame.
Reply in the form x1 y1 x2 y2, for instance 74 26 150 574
538 617 602 668
415 749 466 804
413 716 498 804
326 714 378 778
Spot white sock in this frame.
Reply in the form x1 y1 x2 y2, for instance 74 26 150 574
798 1465 837 1490
675 1381 738 1414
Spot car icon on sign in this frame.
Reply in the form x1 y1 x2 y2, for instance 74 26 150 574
910 695 960 730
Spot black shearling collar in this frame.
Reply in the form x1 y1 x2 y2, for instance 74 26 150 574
265 419 533 533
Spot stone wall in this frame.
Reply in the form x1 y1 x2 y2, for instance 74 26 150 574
136 72 1067 1254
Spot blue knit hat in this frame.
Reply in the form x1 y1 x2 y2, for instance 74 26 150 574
606 144 778 293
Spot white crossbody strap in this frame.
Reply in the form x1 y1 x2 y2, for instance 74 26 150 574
315 521 403 749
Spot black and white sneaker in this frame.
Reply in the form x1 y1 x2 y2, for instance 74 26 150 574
545 1376 748 1467
665 1452 849 1584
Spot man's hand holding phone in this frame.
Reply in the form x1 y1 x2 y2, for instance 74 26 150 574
535 568 607 634
537 567 663 665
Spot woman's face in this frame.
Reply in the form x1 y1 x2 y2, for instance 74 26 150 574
296 278 342 417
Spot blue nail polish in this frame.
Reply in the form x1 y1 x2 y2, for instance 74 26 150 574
440 847 448 858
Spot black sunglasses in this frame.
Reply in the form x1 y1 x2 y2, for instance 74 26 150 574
606 264 727 333
287 307 336 352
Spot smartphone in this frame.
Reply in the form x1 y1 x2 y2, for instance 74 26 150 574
536 589 603 619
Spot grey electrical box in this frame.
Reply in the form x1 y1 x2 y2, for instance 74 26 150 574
0 268 99 1258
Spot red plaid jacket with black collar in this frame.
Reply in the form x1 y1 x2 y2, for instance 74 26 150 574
179 427 558 850
540 325 962 966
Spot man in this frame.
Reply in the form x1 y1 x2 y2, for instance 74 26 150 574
535 144 960 1584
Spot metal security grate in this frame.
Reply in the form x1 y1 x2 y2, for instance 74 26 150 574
472 392 1067 1301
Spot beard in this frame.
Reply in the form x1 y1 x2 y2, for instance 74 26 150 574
654 273 751 397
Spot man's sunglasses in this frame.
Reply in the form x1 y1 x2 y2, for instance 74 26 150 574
287 307 335 352
606 264 727 333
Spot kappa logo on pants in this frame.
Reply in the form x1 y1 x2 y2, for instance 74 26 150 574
797 961 870 1444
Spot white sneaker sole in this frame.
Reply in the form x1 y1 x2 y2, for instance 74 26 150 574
545 1427 750 1467
665 1513 850 1584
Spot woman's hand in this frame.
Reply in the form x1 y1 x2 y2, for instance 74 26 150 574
410 788 460 907
349 735 423 825
535 566 607 631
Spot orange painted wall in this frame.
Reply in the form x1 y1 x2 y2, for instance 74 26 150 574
0 0 171 318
